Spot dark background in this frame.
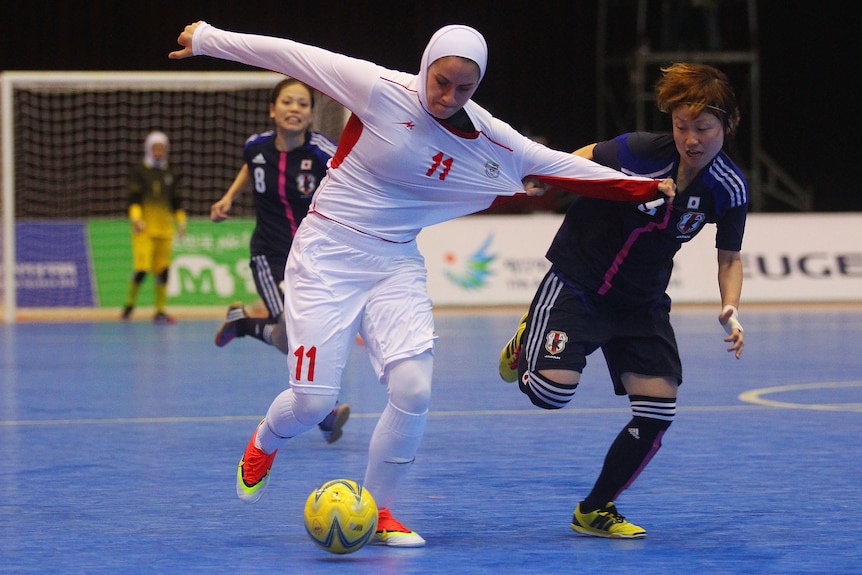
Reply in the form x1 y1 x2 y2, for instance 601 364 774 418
1 0 858 211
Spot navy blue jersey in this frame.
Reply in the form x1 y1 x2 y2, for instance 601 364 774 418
546 132 748 305
243 130 336 257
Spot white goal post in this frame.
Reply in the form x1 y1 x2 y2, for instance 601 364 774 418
1 71 347 322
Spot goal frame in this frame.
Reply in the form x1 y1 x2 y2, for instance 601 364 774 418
1 70 344 323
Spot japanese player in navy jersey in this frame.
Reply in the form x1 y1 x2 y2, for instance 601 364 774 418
501 63 746 538
209 78 348 444
210 78 335 355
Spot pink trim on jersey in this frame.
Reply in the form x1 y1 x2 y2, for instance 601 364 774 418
278 151 299 235
614 429 666 499
598 204 674 295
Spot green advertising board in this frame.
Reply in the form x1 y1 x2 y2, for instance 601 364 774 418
88 218 259 307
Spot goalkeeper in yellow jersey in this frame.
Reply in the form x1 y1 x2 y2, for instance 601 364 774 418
121 131 186 323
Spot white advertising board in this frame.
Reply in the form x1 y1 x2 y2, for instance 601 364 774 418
417 213 862 306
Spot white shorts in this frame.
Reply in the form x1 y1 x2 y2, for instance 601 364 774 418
283 213 437 396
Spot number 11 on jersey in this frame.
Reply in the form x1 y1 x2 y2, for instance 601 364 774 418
294 345 317 381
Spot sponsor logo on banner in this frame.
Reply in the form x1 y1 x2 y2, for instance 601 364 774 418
15 222 95 306
742 252 862 279
87 218 260 307
442 234 495 289
418 215 556 305
421 213 862 305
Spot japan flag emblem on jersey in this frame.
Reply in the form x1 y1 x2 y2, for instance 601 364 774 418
677 211 706 235
297 173 317 195
545 330 568 355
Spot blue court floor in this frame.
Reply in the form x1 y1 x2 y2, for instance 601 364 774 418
1 306 861 574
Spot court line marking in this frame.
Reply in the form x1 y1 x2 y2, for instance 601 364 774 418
0 404 768 427
738 381 862 412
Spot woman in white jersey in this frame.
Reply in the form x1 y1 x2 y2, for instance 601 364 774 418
170 21 675 548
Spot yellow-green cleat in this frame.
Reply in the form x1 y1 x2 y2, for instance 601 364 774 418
371 508 426 547
571 502 646 539
236 421 278 504
498 312 528 382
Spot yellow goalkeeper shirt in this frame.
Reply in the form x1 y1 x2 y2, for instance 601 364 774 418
127 164 185 239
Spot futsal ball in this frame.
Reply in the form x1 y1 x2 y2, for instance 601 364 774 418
303 479 378 554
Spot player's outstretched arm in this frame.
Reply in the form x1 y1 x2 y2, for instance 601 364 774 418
571 145 675 201
169 21 203 59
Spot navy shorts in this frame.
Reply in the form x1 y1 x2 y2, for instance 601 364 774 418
250 253 286 318
519 269 682 395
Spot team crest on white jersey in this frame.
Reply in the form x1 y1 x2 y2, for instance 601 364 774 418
545 330 568 355
484 160 500 179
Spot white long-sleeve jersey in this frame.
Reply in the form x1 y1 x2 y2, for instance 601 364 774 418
193 23 661 242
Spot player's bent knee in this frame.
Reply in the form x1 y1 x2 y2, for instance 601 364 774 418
292 393 337 427
384 352 433 414
519 370 578 410
630 395 676 435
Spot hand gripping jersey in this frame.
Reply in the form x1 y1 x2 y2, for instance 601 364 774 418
546 132 749 305
243 130 336 258
192 23 665 243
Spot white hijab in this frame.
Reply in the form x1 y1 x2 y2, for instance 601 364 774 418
143 130 170 168
417 25 488 113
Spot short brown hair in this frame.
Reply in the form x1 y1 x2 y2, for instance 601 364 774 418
656 63 740 134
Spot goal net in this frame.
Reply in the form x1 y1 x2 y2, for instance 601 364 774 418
1 71 346 321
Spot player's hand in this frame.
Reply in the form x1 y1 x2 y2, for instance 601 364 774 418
169 21 203 59
177 223 187 238
719 305 745 359
210 198 232 222
132 220 145 233
658 178 676 199
523 177 547 196
723 329 744 359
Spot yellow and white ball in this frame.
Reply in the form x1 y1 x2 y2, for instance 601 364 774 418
303 479 378 554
